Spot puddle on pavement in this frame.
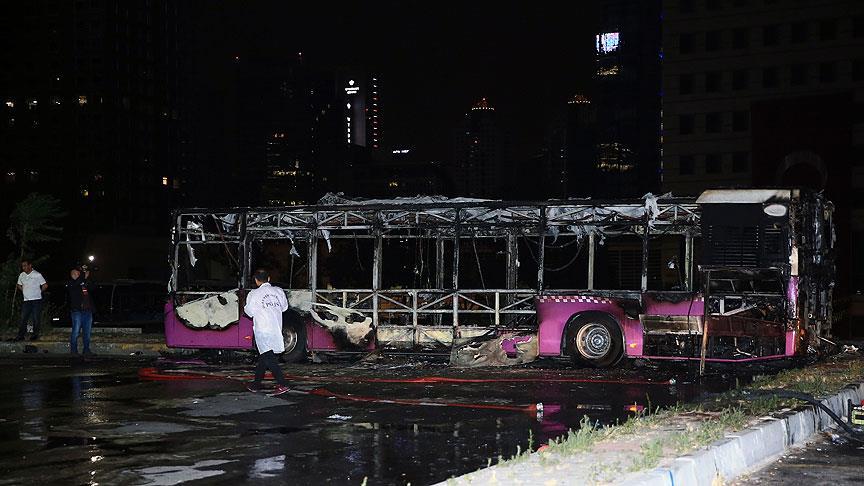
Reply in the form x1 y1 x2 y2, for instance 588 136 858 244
0 356 772 485
134 459 236 485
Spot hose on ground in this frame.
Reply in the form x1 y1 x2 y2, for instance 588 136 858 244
746 388 864 443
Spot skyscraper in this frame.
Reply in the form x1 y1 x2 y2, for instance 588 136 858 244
536 94 597 199
225 53 342 206
343 74 383 150
453 98 508 198
592 0 663 197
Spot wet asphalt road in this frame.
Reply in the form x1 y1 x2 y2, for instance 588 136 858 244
0 355 747 485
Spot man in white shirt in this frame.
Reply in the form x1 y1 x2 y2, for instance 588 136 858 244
14 259 48 341
243 269 292 396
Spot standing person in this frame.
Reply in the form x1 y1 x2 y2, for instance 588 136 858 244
66 267 95 356
243 269 292 396
13 259 47 341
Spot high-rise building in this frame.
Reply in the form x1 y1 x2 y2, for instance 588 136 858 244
453 98 508 198
591 0 663 197
537 94 597 199
226 53 342 206
661 0 864 332
343 74 383 150
0 1 187 234
662 0 864 196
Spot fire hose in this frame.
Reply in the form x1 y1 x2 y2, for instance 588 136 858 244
746 388 864 443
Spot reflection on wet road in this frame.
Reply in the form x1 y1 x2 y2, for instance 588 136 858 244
0 356 753 485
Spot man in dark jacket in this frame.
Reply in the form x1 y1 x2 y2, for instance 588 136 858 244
66 267 94 356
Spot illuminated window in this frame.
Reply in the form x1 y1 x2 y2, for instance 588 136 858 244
161 176 169 186
81 188 90 197
78 95 87 106
597 65 620 76
597 143 634 172
27 99 38 109
51 96 61 106
595 32 620 54
5 100 14 108
5 172 15 183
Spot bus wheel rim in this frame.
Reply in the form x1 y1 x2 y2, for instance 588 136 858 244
283 328 298 353
576 323 611 359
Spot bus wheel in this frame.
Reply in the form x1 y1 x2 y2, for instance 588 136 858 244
282 321 307 363
565 313 624 368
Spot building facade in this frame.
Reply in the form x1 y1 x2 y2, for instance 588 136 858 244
0 0 187 235
661 0 864 332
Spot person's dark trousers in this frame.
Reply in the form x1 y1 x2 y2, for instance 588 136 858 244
70 310 93 354
17 299 43 339
253 351 288 387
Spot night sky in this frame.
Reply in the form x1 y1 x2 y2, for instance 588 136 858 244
191 1 598 163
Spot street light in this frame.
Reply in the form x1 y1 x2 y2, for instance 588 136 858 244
88 255 95 262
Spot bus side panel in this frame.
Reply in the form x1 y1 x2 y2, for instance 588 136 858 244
536 296 630 357
306 321 377 352
164 300 254 350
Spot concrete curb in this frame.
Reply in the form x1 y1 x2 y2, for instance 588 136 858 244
623 383 864 486
0 338 193 357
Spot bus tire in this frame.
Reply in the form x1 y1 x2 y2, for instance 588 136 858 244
564 313 624 368
282 319 307 363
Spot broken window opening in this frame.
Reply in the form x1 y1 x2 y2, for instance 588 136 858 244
594 235 643 290
540 235 590 290
646 234 688 291
316 233 373 289
176 242 240 292
458 236 506 289
250 239 309 290
513 236 538 289
382 235 438 290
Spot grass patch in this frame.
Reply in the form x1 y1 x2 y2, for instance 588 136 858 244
486 355 864 482
628 439 665 472
545 415 606 454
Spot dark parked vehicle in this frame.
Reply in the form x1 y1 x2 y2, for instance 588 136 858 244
48 280 164 332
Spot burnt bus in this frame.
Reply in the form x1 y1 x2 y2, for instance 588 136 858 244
538 189 835 367
698 189 835 359
165 189 835 368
